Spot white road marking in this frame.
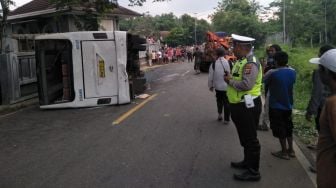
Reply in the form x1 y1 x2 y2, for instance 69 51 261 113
154 73 180 82
181 70 190 77
166 73 180 78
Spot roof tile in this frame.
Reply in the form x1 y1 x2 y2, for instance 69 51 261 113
9 0 141 17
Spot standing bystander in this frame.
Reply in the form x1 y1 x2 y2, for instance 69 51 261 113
187 47 193 63
258 44 282 131
263 51 296 160
193 47 202 74
208 48 231 124
152 51 157 64
157 50 162 64
148 51 153 67
306 45 334 134
305 45 334 173
309 49 336 188
168 48 173 63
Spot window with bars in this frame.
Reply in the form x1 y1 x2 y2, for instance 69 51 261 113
18 38 35 52
18 56 36 84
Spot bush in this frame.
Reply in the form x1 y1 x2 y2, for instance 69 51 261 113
285 46 317 110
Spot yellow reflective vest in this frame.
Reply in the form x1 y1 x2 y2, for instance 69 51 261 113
227 57 262 104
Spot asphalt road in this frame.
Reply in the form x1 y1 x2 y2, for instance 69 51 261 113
0 62 315 188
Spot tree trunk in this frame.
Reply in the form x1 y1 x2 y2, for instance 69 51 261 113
0 0 8 53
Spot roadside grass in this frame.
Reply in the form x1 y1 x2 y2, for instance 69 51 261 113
256 45 319 144
293 113 317 145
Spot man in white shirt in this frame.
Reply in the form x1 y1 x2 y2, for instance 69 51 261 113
208 48 231 124
157 50 162 64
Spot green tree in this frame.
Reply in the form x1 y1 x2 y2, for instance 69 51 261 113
270 0 336 46
129 16 159 37
174 14 211 45
153 13 178 31
178 14 195 45
196 19 212 44
308 0 336 45
119 17 134 31
165 27 187 46
216 0 260 15
212 0 266 47
119 13 211 46
0 0 14 52
324 0 336 44
119 14 161 38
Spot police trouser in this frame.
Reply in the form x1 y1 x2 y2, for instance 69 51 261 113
230 96 262 171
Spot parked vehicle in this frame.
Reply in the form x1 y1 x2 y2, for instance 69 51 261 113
35 31 146 109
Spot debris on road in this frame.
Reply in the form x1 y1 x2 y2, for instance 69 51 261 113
135 94 151 99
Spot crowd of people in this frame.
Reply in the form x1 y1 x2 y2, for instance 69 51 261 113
146 45 202 66
207 34 336 187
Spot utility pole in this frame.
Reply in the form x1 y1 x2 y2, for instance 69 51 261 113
283 0 286 44
324 0 328 43
194 13 197 45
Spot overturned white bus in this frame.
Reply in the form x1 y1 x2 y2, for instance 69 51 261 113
35 31 146 109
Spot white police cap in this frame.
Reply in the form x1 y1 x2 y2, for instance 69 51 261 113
231 34 255 43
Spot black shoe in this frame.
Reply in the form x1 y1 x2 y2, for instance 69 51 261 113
231 161 248 169
234 169 261 181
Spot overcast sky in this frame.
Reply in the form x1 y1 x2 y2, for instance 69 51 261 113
13 0 274 20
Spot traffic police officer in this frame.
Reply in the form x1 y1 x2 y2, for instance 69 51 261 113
224 34 262 181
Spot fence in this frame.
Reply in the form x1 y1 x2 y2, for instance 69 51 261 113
0 35 37 105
